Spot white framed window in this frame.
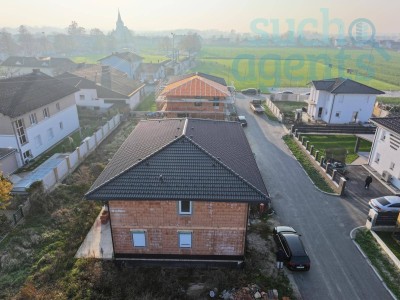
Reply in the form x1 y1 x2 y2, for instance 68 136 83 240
47 128 54 140
14 119 28 145
374 153 381 163
34 135 42 148
132 231 146 247
178 231 192 248
194 102 202 106
390 162 395 170
56 102 60 111
79 95 85 101
179 201 192 215
335 111 341 118
29 113 37 125
23 150 32 160
43 107 50 118
380 131 386 141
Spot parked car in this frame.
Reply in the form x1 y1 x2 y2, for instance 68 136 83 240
369 196 400 212
273 226 311 271
237 115 247 127
277 90 293 94
241 88 258 95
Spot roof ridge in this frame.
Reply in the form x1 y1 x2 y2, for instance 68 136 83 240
184 136 270 200
85 135 185 197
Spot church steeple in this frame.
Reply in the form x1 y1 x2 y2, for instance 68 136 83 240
116 9 124 29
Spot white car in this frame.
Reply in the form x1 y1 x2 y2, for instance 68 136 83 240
369 196 400 212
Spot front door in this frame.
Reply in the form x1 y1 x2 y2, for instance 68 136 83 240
317 107 323 118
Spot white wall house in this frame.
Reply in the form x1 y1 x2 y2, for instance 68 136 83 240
0 71 80 171
369 117 400 189
307 78 384 124
99 52 143 79
72 65 146 110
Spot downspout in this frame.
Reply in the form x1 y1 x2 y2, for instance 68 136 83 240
328 94 336 124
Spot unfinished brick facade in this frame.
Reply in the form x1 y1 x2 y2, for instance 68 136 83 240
109 200 248 256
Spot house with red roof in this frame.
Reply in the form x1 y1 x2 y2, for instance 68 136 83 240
85 118 270 266
156 73 234 120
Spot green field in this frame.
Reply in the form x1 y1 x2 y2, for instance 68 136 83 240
191 46 400 91
377 97 400 105
301 134 372 163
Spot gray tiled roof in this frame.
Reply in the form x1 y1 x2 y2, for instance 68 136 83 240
56 72 128 99
370 117 400 134
99 52 143 63
0 71 79 118
86 119 269 202
311 78 384 95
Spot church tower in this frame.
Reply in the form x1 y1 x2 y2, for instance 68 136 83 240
116 9 124 31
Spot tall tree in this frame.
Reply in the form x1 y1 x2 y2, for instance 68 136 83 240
67 21 86 36
18 25 34 55
179 33 202 57
90 28 106 53
0 29 18 55
0 172 12 209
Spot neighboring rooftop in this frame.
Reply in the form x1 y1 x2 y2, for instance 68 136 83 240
311 78 384 95
72 65 144 97
161 74 230 98
86 118 269 202
99 52 143 63
0 148 15 160
370 117 400 134
56 72 128 99
1 56 77 69
0 71 79 118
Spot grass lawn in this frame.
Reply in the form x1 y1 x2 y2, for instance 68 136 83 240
70 54 108 64
262 105 279 122
301 135 372 164
135 93 157 111
376 232 400 260
355 229 400 298
273 101 306 121
141 54 169 63
377 97 400 105
283 135 334 193
196 46 400 90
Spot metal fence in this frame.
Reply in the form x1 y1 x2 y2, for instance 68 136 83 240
292 124 376 135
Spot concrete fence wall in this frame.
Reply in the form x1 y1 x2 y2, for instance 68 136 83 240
265 98 284 122
291 131 347 195
40 114 122 191
271 93 308 102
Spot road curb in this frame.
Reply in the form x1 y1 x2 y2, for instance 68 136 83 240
281 137 340 197
350 226 397 300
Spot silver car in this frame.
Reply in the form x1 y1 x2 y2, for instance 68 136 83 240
368 196 400 212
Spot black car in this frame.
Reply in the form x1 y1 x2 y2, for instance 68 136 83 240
273 226 310 271
241 88 258 95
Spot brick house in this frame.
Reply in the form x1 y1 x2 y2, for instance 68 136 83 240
85 118 269 266
156 73 234 120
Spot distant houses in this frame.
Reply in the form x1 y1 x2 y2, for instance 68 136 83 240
0 70 80 174
99 52 143 80
307 78 384 124
0 56 77 77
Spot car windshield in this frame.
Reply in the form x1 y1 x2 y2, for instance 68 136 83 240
376 197 390 206
291 256 310 264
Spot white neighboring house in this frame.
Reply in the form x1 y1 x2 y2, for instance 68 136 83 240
0 70 80 171
72 65 146 110
0 56 77 77
369 116 400 189
138 63 166 83
56 72 131 111
307 78 384 124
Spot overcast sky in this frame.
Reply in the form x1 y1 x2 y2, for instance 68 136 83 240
1 0 399 35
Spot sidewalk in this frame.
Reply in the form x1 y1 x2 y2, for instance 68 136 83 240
75 207 113 259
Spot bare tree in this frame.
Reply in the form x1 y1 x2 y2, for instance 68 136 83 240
18 25 34 55
159 36 171 55
179 33 202 57
0 29 18 56
67 21 86 36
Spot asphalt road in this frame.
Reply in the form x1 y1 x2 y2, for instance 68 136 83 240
236 95 392 300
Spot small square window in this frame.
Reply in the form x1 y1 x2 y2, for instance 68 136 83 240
132 231 146 247
335 111 341 118
47 128 54 140
374 153 380 163
389 162 395 170
178 232 192 248
43 107 50 118
194 102 202 106
179 201 192 215
29 113 37 125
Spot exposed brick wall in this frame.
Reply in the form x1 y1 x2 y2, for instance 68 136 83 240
109 201 248 256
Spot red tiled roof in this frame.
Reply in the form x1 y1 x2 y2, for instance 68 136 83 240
161 75 230 98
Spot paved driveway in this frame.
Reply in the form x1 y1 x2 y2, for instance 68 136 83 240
235 94 392 300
